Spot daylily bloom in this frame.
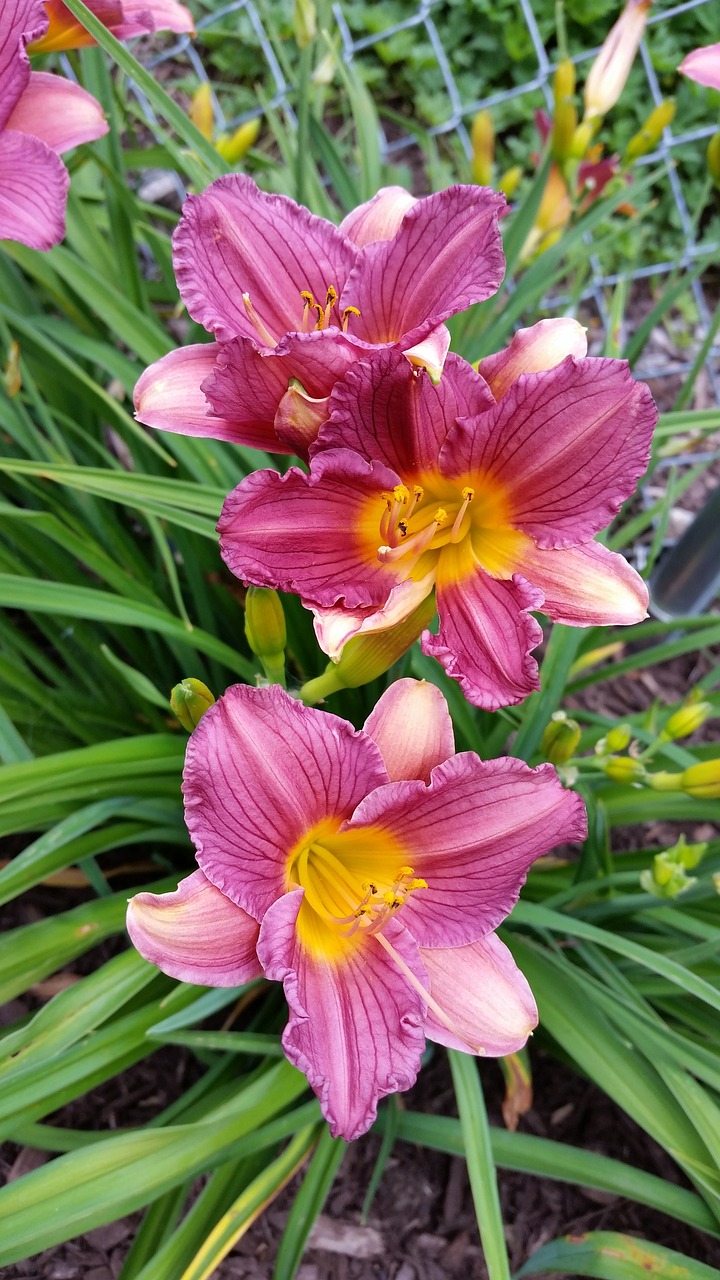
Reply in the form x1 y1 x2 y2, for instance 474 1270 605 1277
583 0 652 122
218 340 656 710
1 0 107 249
133 176 507 458
126 680 585 1139
679 43 720 92
28 0 194 53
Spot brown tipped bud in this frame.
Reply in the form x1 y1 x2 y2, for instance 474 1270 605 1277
624 99 675 162
471 111 494 187
170 678 215 732
541 711 581 765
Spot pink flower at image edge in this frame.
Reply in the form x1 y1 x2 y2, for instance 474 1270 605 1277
127 680 586 1140
679 42 720 91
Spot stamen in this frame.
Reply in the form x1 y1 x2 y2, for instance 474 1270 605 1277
378 509 448 565
322 285 339 329
342 305 361 332
404 486 424 522
242 293 277 347
374 931 486 1054
450 486 474 543
300 290 316 334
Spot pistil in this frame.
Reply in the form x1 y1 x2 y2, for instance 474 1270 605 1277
450 487 474 543
242 293 277 347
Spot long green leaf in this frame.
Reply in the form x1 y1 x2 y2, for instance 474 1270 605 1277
515 1230 720 1279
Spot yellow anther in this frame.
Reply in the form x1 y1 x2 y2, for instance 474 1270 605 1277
383 892 404 908
300 290 315 305
398 866 414 877
434 508 448 525
341 305 361 332
397 520 408 537
409 878 428 891
461 486 475 502
413 485 424 501
393 485 410 505
325 285 338 305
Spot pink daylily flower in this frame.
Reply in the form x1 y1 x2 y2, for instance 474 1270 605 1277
28 0 194 53
679 43 720 91
127 679 585 1139
218 339 656 710
1 0 107 249
133 177 507 458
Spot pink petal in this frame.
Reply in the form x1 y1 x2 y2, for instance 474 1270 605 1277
403 324 451 378
205 330 372 458
0 0 45 129
258 890 426 1140
173 174 357 344
133 344 260 445
421 933 537 1056
218 450 402 609
513 538 649 626
112 0 194 37
183 684 389 920
313 571 435 661
679 43 720 90
477 318 587 401
341 185 506 351
339 186 417 247
345 754 586 949
7 72 107 154
424 544 544 711
316 348 493 476
0 130 68 249
450 357 657 547
126 869 262 986
363 678 455 783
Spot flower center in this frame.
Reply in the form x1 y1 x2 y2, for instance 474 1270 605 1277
376 480 487 572
291 838 427 940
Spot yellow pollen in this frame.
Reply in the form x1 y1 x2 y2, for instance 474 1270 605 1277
409 878 428 891
461 486 475 502
434 508 448 525
325 286 338 305
393 484 410 505
300 290 315 304
413 485 424 501
398 866 414 877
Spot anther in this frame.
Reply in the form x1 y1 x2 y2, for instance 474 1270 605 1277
450 489 474 543
322 285 339 329
242 293 277 347
341 305 361 332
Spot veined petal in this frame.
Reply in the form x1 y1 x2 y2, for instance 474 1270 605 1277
450 357 656 547
403 324 451 379
133 344 266 446
513 538 649 626
313 571 435 661
0 130 68 250
344 753 586 949
173 174 357 343
218 450 402 609
258 890 426 1140
0 0 45 129
205 330 372 458
421 933 537 1056
341 185 506 350
476 318 587 401
679 42 720 90
111 0 194 38
8 72 107 153
339 186 417 247
184 684 389 919
364 678 455 783
126 870 262 986
424 541 544 711
317 349 493 475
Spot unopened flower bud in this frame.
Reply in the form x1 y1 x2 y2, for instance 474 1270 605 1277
293 0 316 48
639 834 706 899
603 756 646 784
624 99 675 163
569 121 594 159
471 111 494 187
541 711 581 764
681 760 720 800
606 724 632 752
300 595 436 703
707 132 720 189
661 699 711 741
216 118 260 164
170 678 215 732
245 587 287 684
551 60 578 162
583 0 652 122
498 165 523 198
190 82 214 142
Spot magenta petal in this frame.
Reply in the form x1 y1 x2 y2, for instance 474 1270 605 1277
218 450 402 609
339 186 417 247
183 684 389 920
173 174 357 343
317 349 493 475
7 72 107 153
679 43 720 90
126 870 262 986
424 554 544 711
451 357 657 547
113 0 194 37
342 185 506 349
313 571 435 661
0 0 45 129
0 130 68 249
364 678 455 783
476 318 587 401
345 754 586 949
421 933 537 1056
133 344 260 444
515 539 649 626
258 891 426 1140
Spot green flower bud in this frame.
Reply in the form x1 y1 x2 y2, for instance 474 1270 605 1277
707 132 720 190
681 760 720 800
245 587 287 686
624 99 675 163
603 756 646 784
661 700 711 741
170 678 215 732
300 594 436 703
541 711 581 764
605 723 632 752
471 111 494 187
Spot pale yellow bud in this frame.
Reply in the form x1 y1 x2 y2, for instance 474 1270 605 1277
624 99 675 163
215 118 261 165
190 82 214 141
471 111 494 187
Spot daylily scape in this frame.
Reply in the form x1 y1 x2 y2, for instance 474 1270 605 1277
127 680 586 1140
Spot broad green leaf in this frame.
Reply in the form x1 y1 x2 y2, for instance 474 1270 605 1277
515 1230 720 1279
